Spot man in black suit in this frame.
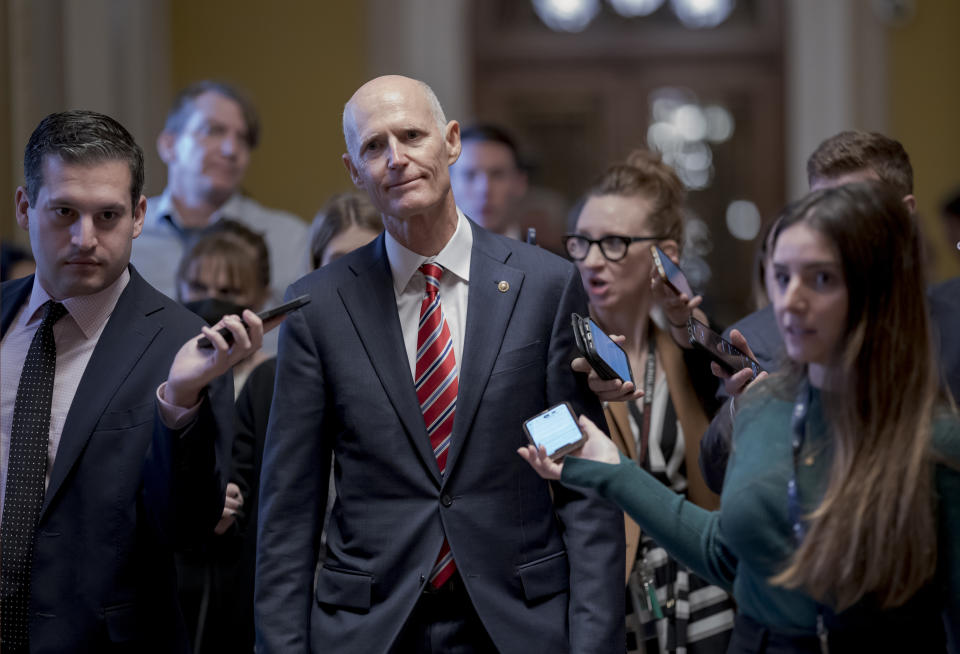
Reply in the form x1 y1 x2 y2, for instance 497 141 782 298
255 75 624 653
1 110 266 652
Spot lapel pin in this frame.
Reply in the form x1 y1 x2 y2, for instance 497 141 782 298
497 280 510 293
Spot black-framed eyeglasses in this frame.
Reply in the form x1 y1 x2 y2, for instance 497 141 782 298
563 233 666 262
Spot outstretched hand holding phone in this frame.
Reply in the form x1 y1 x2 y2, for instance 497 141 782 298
164 309 267 409
518 414 620 480
197 294 310 348
709 328 768 397
571 331 645 403
649 246 707 345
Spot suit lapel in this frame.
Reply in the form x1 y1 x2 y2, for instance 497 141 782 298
41 270 162 517
442 225 524 481
338 237 441 484
1 275 35 338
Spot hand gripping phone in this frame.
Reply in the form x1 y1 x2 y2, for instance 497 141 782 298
523 402 587 460
197 294 311 349
687 317 764 378
650 245 694 298
571 313 634 383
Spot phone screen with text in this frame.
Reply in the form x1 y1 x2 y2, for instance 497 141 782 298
524 404 583 458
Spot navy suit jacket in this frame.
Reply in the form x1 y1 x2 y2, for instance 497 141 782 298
0 267 233 652
255 222 625 653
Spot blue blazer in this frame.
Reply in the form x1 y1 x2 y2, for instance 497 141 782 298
1 267 233 653
255 222 625 653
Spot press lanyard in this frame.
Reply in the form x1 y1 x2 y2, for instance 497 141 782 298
788 381 829 653
627 328 657 466
627 329 663 619
788 382 812 547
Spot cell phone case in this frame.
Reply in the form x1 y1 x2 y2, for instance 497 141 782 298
650 245 690 297
686 321 763 378
571 313 588 358
689 340 739 375
522 401 587 461
197 294 311 349
570 313 625 381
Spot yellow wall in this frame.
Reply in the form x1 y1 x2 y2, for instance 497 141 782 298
889 1 960 281
169 1 367 223
1 4 13 243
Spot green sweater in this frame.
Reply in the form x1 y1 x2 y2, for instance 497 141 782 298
562 389 960 641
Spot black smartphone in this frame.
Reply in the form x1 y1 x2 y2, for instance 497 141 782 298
650 245 694 298
523 402 587 461
687 317 764 378
197 294 311 349
571 313 634 383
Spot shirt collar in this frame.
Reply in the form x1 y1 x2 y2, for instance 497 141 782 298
384 208 473 295
23 267 131 339
151 187 244 229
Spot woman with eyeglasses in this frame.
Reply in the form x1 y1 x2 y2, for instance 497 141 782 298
562 149 736 653
523 182 960 652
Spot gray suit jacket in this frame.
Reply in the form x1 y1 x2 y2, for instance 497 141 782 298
255 221 625 653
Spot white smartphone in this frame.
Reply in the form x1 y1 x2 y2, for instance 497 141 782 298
522 402 586 461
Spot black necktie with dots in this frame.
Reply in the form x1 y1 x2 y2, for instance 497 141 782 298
1 300 68 653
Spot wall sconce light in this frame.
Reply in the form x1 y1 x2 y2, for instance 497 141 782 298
533 0 735 31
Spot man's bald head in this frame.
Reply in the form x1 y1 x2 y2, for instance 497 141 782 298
342 76 447 159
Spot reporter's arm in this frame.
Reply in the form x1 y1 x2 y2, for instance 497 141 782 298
520 415 737 591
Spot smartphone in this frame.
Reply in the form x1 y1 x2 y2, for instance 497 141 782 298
650 245 694 298
197 294 312 349
523 402 587 460
687 317 764 378
571 313 633 383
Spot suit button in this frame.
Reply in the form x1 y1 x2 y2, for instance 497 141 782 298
440 494 453 507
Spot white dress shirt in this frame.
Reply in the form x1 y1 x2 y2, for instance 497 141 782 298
385 208 473 379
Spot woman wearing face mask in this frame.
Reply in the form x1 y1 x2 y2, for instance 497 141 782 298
173 219 272 654
176 218 272 394
522 182 960 652
563 150 735 653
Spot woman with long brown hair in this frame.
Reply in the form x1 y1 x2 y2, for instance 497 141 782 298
563 149 736 652
522 182 960 652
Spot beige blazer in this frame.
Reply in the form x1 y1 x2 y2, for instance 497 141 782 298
604 326 718 583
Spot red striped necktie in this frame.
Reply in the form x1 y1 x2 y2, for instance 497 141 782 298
415 262 458 588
